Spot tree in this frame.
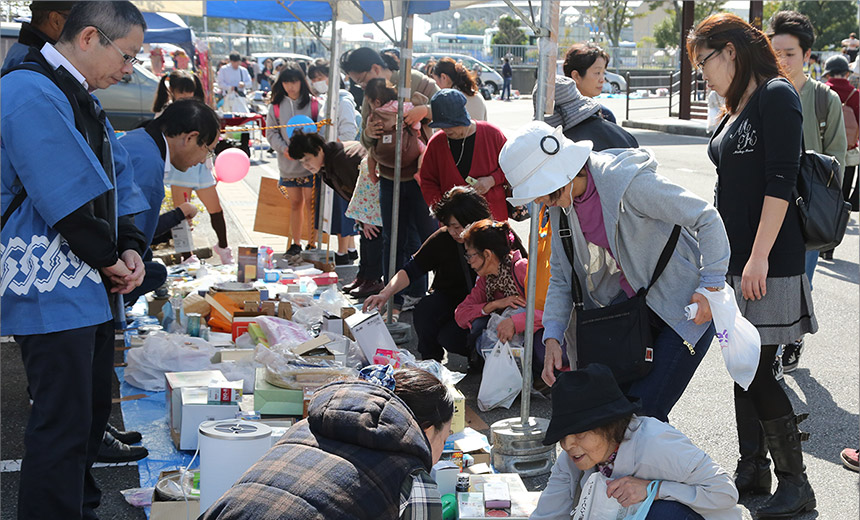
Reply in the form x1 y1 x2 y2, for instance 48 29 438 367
648 0 726 49
585 0 637 48
459 19 488 36
764 1 858 51
492 15 526 45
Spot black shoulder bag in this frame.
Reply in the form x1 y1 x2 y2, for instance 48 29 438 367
556 211 680 385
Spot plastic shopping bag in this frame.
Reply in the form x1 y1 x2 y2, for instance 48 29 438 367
125 333 217 391
477 341 522 412
571 472 658 520
696 287 761 391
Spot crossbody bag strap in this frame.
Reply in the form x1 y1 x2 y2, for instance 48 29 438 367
555 210 584 310
644 225 682 294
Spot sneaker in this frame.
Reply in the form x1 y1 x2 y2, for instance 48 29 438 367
400 294 423 312
841 448 860 472
212 245 234 264
283 244 302 257
348 249 358 261
782 338 804 373
772 346 784 381
335 253 352 266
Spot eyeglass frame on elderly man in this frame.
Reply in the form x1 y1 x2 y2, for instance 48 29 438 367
93 26 143 66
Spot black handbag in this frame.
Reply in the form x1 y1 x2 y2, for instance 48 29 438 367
557 212 680 384
794 146 851 251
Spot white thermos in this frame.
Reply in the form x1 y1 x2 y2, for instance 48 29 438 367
198 420 272 512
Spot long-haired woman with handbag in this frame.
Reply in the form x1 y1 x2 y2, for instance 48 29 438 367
687 14 818 518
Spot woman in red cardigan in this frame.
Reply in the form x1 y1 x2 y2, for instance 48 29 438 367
419 89 509 221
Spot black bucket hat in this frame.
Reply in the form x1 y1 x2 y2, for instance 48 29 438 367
542 364 640 446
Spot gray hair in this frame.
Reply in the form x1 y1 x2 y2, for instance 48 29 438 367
58 1 146 45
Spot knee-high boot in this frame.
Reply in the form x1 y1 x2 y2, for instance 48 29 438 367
734 392 771 494
756 412 816 518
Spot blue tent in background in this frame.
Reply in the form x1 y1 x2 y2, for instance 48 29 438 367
142 12 196 65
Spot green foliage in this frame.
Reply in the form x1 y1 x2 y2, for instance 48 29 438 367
647 0 726 48
492 15 526 45
586 0 637 47
764 1 858 51
458 19 488 36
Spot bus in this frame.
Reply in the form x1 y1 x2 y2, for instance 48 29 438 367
430 33 485 45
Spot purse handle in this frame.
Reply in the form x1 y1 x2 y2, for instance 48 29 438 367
556 210 681 310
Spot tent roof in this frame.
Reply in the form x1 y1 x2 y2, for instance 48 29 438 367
134 1 484 24
142 12 194 45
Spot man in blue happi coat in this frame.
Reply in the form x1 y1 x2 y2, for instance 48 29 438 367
118 98 221 304
2 1 77 74
0 3 149 518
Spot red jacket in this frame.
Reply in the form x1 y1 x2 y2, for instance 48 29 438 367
454 250 543 333
826 77 860 149
418 120 508 221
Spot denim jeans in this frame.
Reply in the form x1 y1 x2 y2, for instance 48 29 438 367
622 321 714 423
805 249 818 289
645 500 705 519
502 77 512 100
379 178 436 302
356 228 384 281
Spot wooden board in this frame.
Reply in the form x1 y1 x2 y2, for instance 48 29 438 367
253 176 326 243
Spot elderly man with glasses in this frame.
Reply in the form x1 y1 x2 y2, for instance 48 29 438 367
1 3 151 518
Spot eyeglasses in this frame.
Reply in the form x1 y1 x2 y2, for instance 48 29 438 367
93 26 142 66
464 251 479 262
696 48 721 72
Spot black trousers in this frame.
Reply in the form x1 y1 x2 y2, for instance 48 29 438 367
356 228 384 281
123 260 167 307
15 320 115 520
413 291 469 360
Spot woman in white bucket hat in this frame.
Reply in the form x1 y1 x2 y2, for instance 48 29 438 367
499 121 731 423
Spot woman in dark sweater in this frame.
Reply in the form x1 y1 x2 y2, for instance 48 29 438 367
689 13 816 519
364 187 491 363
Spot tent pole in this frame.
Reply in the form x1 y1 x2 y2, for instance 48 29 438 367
315 2 341 251
349 0 398 44
519 0 558 426
385 7 413 324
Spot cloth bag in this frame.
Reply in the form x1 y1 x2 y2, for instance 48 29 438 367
694 286 760 391
558 213 681 385
477 340 522 411
572 472 659 520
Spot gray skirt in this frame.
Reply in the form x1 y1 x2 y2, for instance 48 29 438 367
727 274 818 345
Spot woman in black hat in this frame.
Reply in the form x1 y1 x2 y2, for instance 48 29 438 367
531 364 741 520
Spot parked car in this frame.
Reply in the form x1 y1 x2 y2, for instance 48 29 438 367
413 53 503 95
252 52 314 73
555 59 627 94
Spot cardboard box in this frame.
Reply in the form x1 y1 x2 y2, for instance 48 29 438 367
150 470 200 520
148 295 170 318
165 370 229 443
344 311 397 364
448 385 465 434
322 313 343 335
210 349 255 364
253 367 304 416
457 492 485 518
174 387 239 449
483 480 511 509
207 380 243 404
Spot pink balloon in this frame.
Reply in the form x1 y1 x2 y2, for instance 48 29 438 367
214 148 250 183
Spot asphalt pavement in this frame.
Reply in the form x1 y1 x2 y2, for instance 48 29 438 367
1 96 857 519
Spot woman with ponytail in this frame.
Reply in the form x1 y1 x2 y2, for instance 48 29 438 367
432 57 487 121
153 70 233 264
454 219 555 381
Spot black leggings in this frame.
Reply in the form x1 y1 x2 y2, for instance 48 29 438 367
734 344 793 421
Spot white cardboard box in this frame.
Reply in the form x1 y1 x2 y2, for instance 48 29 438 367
165 370 230 450
175 387 239 450
344 311 397 364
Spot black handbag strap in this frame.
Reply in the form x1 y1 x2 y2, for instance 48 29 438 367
556 210 681 310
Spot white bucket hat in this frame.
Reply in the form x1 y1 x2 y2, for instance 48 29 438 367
499 121 593 207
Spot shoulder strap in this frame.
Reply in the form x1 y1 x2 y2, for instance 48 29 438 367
813 81 829 141
845 89 858 106
555 210 584 309
645 225 682 292
273 103 279 120
1 186 28 229
311 97 319 122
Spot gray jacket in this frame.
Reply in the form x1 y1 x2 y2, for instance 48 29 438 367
266 96 316 180
530 416 741 520
542 148 730 347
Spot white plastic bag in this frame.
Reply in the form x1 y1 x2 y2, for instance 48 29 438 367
696 287 761 391
477 341 522 412
125 333 216 391
476 309 525 356
571 472 655 520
